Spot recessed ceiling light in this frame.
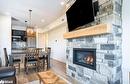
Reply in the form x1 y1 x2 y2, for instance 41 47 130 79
41 19 45 23
60 1 65 5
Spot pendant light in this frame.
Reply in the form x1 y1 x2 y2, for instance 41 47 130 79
26 9 35 36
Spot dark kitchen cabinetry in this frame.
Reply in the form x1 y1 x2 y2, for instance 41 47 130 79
12 29 36 49
12 36 27 42
12 30 27 42
12 30 26 36
12 30 27 49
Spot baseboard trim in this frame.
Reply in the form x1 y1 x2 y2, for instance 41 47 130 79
51 58 66 65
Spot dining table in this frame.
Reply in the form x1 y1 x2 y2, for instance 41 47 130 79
11 48 50 72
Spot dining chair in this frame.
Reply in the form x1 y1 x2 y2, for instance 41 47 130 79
44 47 51 70
3 48 21 72
36 48 45 71
24 48 39 74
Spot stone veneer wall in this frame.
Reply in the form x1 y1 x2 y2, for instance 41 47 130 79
66 0 122 84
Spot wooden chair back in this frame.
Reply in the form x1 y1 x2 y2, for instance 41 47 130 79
45 47 51 56
25 48 42 61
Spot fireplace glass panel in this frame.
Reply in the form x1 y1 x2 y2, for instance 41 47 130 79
73 48 96 70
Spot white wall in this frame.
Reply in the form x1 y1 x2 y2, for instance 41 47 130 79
47 24 67 63
122 0 130 84
37 33 46 48
0 14 11 66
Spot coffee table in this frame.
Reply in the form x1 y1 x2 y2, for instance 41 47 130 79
37 70 67 84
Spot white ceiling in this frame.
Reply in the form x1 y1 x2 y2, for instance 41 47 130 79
0 0 66 29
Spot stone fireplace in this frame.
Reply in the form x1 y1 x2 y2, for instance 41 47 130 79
64 0 122 84
73 48 96 70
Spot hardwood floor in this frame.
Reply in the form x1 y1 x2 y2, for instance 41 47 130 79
16 64 39 84
50 59 79 84
16 59 67 84
51 59 66 78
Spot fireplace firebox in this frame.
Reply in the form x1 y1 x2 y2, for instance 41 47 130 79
73 48 96 70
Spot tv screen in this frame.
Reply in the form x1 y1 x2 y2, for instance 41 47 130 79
66 0 95 32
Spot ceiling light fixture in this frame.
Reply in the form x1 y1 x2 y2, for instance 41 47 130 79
26 9 35 36
60 1 65 5
41 19 45 23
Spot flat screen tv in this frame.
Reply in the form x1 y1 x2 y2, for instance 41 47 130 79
66 0 95 32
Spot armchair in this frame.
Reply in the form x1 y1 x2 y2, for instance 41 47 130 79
0 66 16 84
0 57 16 84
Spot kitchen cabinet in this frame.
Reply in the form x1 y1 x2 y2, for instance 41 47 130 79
12 29 36 49
12 30 27 42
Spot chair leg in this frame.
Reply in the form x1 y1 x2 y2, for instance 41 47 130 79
18 63 20 73
42 60 44 70
24 62 28 74
37 62 40 72
43 59 45 70
24 62 26 72
26 65 28 74
46 58 49 70
34 63 37 72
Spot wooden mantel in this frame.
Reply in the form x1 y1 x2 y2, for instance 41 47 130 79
63 24 111 39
